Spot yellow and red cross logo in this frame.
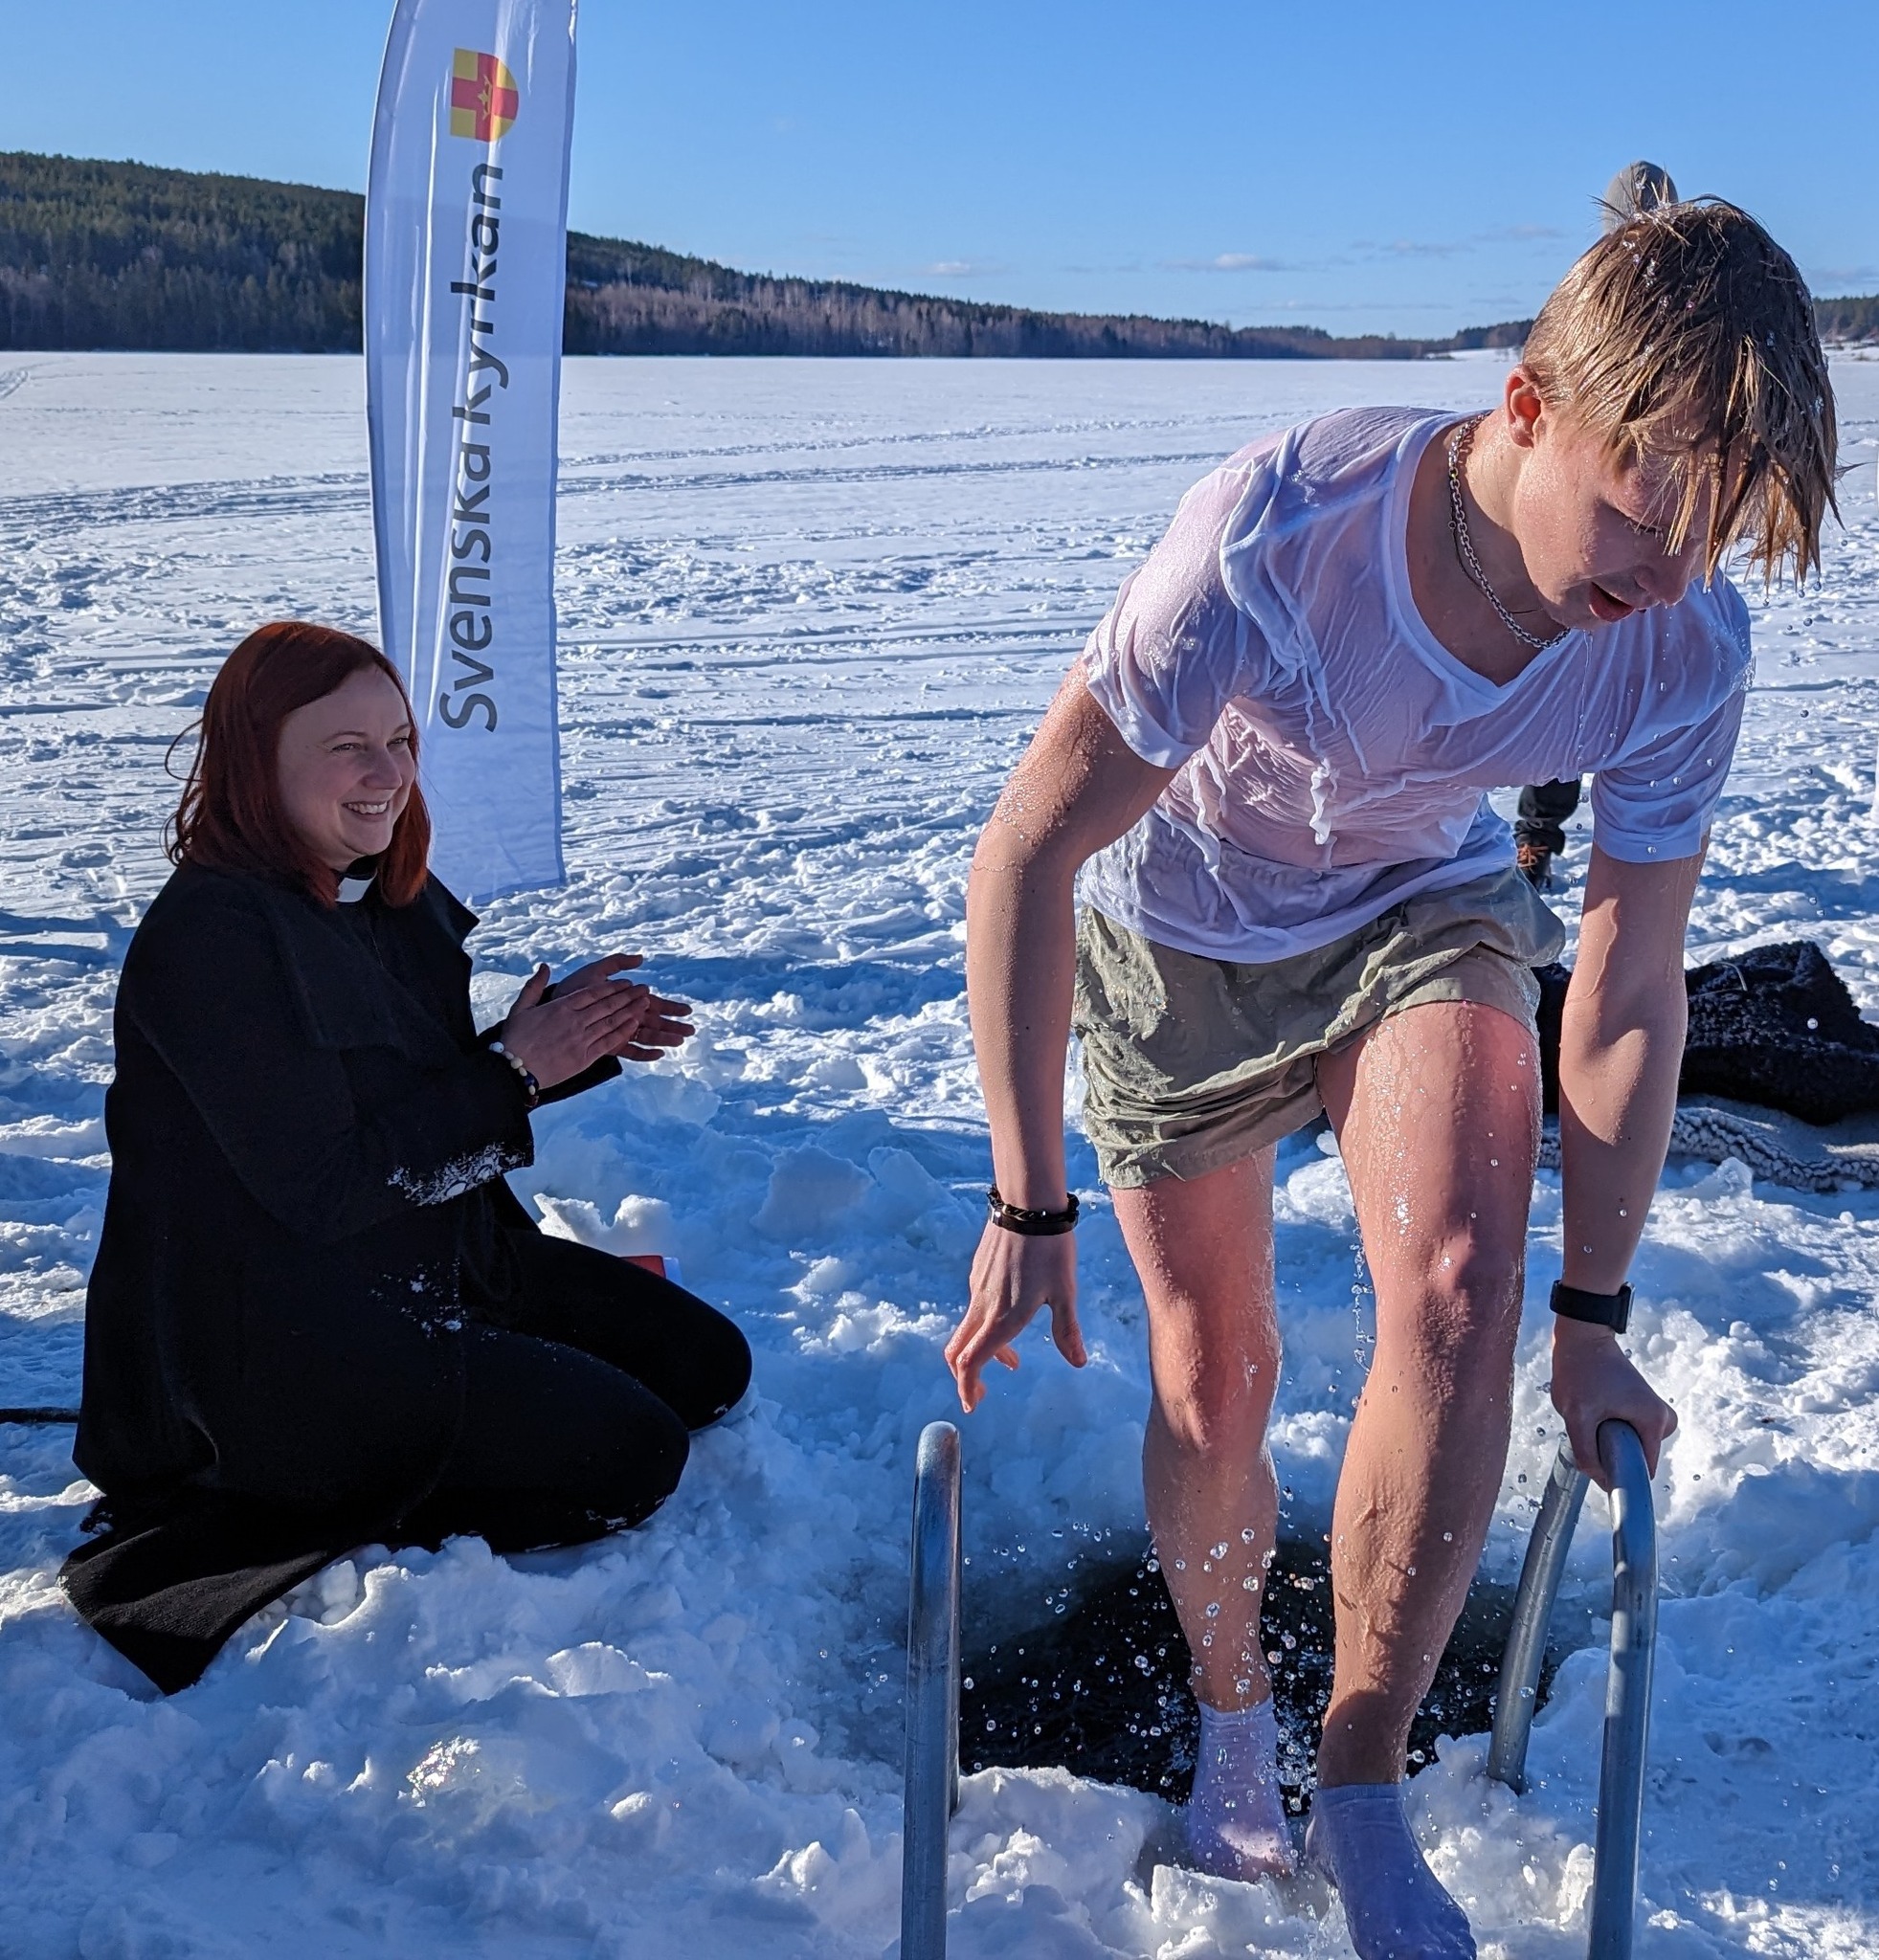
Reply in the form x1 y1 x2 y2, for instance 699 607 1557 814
449 49 519 142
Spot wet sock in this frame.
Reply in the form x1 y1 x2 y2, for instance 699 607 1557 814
1304 1783 1475 1960
1183 1697 1296 1879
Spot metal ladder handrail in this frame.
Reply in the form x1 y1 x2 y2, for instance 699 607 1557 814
1488 1419 1659 1960
901 1420 962 1960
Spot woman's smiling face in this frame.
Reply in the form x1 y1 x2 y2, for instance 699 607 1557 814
276 665 417 874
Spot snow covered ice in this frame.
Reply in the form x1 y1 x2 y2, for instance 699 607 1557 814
1 350 1878 1956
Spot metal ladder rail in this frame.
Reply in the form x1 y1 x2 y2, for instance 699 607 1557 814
1487 1419 1659 1960
901 1420 962 1960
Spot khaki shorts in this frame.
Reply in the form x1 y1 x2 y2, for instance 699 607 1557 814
1072 868 1566 1188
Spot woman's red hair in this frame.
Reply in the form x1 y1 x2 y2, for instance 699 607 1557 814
168 622 433 906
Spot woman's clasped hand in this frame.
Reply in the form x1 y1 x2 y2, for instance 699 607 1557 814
499 953 696 1088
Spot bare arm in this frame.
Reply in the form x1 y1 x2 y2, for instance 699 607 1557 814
944 669 1176 1409
1551 841 1702 1480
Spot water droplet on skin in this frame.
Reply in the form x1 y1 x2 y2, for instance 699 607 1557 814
1205 1601 1220 1618
1241 1526 1258 1544
1618 1208 1628 1217
1489 1157 1499 1167
1210 1543 1229 1560
1407 1566 1418 1576
1443 1531 1453 1542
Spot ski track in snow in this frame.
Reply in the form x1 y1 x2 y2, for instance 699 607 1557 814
0 352 1877 1957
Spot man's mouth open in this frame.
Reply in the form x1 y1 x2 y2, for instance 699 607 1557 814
1587 582 1637 623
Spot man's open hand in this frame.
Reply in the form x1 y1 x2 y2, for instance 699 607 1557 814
945 1221 1085 1414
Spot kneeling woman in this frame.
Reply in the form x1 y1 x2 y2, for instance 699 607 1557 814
64 622 750 1692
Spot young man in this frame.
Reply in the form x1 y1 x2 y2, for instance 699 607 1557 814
946 201 1834 1959
1515 159 1680 890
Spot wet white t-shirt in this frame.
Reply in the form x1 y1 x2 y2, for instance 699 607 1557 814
1080 406 1752 963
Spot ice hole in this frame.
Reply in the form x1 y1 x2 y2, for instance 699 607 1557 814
961 1540 1557 1807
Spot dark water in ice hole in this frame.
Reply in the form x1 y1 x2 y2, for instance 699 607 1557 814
962 1539 1561 1811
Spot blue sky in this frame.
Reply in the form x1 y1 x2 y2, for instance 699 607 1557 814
6 0 1875 335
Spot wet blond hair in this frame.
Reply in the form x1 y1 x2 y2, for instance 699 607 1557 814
1523 198 1837 585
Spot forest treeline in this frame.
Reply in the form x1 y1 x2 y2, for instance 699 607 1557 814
559 227 1480 360
4 151 1874 360
0 152 1458 358
1815 294 1879 343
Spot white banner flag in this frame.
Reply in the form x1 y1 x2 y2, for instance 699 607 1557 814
366 0 577 902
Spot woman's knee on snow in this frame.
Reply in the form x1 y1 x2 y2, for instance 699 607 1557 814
592 1396 693 1526
664 1300 754 1431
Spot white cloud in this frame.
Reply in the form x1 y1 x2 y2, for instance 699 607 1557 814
1359 237 1471 259
1162 252 1291 273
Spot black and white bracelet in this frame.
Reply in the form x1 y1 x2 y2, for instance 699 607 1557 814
487 1039 542 1111
987 1187 1080 1236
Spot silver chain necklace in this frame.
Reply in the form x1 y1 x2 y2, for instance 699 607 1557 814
1445 415 1569 653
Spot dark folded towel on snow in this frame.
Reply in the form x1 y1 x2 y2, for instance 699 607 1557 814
1536 939 1879 1126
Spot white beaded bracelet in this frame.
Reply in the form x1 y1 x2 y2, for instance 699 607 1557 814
487 1039 541 1109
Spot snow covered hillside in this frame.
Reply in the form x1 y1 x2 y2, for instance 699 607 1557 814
0 352 1876 1957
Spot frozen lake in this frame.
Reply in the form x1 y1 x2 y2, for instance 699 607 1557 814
1 351 1878 1956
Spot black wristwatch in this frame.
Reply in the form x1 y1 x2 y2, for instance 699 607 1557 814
1550 1279 1632 1334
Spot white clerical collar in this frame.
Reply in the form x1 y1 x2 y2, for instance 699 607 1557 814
336 860 378 904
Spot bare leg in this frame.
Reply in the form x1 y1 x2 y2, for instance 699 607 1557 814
1116 1149 1291 1878
1313 999 1539 1789
1114 1148 1282 1712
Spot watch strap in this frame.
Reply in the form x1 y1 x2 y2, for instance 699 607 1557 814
1549 1279 1632 1334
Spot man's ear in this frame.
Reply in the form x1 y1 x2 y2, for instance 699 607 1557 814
1503 366 1546 451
